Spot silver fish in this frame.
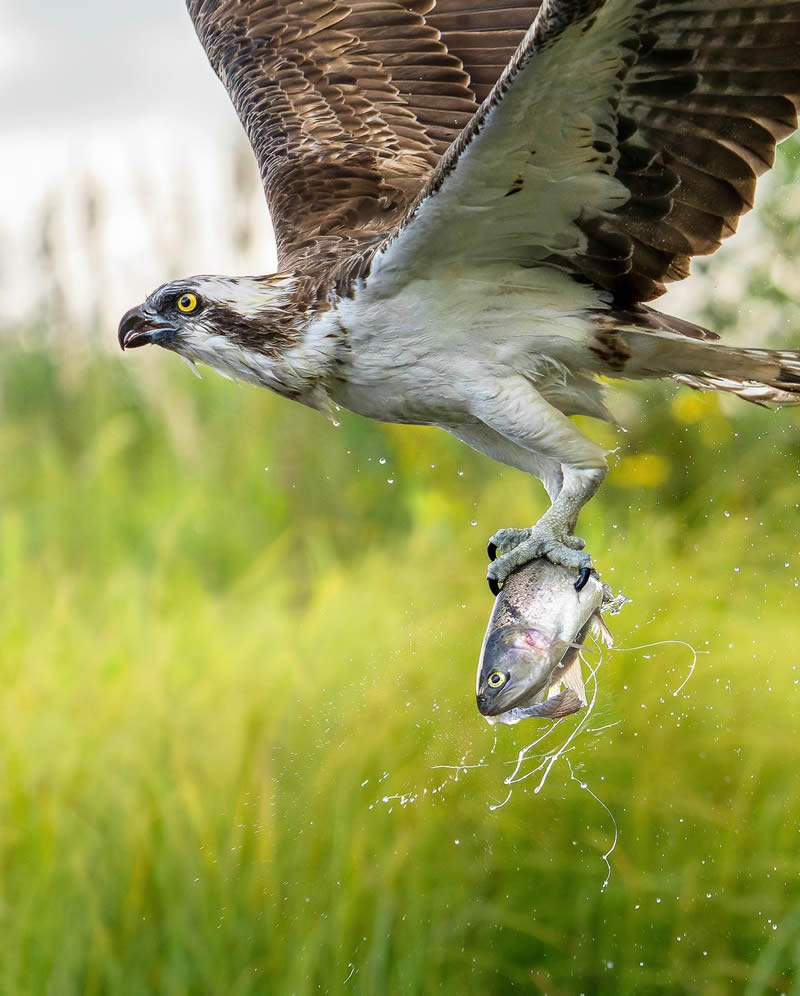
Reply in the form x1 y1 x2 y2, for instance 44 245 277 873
476 559 625 725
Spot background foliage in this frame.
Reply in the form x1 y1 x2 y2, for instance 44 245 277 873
1 141 800 994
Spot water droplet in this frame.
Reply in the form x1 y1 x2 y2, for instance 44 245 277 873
470 520 478 527
379 457 387 465
387 478 394 485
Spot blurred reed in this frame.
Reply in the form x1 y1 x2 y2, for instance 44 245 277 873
0 337 799 993
4 135 273 342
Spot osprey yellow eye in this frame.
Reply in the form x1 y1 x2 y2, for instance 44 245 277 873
177 293 198 313
487 671 507 689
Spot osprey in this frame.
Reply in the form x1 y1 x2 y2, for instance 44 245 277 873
119 0 800 593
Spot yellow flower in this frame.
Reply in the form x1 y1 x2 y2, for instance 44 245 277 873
671 390 720 424
609 453 670 488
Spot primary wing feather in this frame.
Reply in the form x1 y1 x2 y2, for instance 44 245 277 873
372 0 800 303
607 0 800 300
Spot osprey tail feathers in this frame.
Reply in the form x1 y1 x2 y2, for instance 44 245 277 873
591 315 800 407
656 340 800 408
671 363 800 408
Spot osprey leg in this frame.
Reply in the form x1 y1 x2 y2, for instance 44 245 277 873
486 464 605 593
464 377 608 592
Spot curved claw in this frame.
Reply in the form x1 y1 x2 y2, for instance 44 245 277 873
488 576 502 597
487 541 498 562
574 567 592 592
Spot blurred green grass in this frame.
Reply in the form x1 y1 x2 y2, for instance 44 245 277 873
1 342 800 994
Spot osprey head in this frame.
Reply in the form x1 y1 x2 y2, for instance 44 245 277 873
118 273 294 355
118 274 300 356
117 273 338 404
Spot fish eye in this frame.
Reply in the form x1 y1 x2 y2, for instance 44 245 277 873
487 671 507 689
176 292 198 313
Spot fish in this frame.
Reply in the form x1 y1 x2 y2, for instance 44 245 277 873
476 559 625 725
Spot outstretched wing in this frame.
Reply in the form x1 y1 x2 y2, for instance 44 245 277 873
372 0 800 303
186 0 540 266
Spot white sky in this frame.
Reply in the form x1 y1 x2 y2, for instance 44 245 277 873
2 0 275 328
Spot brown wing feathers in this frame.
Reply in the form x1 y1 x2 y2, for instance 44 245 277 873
423 0 541 102
590 0 800 301
188 0 800 302
187 0 478 266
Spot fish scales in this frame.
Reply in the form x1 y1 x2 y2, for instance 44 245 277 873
476 559 622 725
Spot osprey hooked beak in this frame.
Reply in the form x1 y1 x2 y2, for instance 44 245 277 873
118 306 178 350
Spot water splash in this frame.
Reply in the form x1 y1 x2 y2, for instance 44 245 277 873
564 755 618 891
373 633 703 889
609 638 703 697
484 644 619 884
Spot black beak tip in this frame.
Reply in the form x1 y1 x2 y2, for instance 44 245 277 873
118 306 147 351
117 306 177 351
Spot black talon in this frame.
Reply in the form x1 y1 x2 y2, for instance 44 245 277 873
575 567 592 592
487 541 498 562
488 576 501 597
